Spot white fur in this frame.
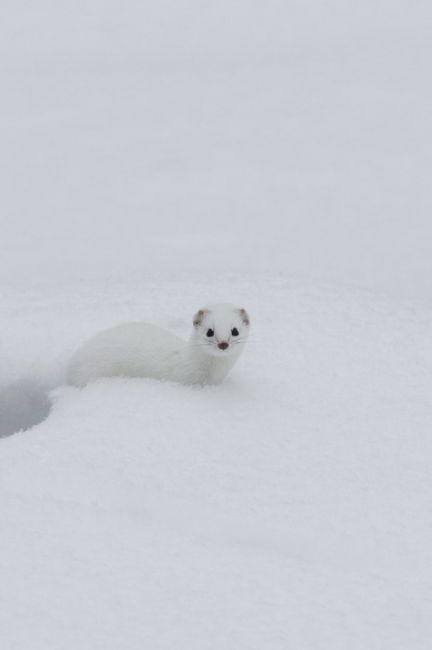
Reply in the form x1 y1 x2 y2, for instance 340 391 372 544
67 303 250 387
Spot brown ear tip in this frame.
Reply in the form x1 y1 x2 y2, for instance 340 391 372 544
193 309 206 326
239 308 250 325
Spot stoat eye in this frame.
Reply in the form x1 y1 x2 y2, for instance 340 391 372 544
231 328 239 337
206 328 214 337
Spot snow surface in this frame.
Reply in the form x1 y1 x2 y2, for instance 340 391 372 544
1 1 432 648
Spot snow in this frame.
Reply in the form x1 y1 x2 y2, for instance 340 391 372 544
1 1 432 648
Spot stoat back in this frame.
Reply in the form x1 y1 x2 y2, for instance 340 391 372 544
67 322 185 387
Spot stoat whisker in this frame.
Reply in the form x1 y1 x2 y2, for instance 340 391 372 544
189 338 251 348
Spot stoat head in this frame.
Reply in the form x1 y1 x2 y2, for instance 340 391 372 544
192 303 250 358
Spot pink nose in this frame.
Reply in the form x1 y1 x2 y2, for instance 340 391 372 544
218 341 229 350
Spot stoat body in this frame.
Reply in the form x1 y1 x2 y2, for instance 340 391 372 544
67 303 250 387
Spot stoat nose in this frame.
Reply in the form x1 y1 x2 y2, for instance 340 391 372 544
218 341 229 350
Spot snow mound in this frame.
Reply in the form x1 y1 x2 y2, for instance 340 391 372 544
1 286 431 649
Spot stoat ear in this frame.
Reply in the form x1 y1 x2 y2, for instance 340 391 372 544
193 309 207 327
239 308 250 326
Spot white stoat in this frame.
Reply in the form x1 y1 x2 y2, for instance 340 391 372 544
67 304 250 387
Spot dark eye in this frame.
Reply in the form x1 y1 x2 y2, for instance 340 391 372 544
231 328 239 337
206 328 214 337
